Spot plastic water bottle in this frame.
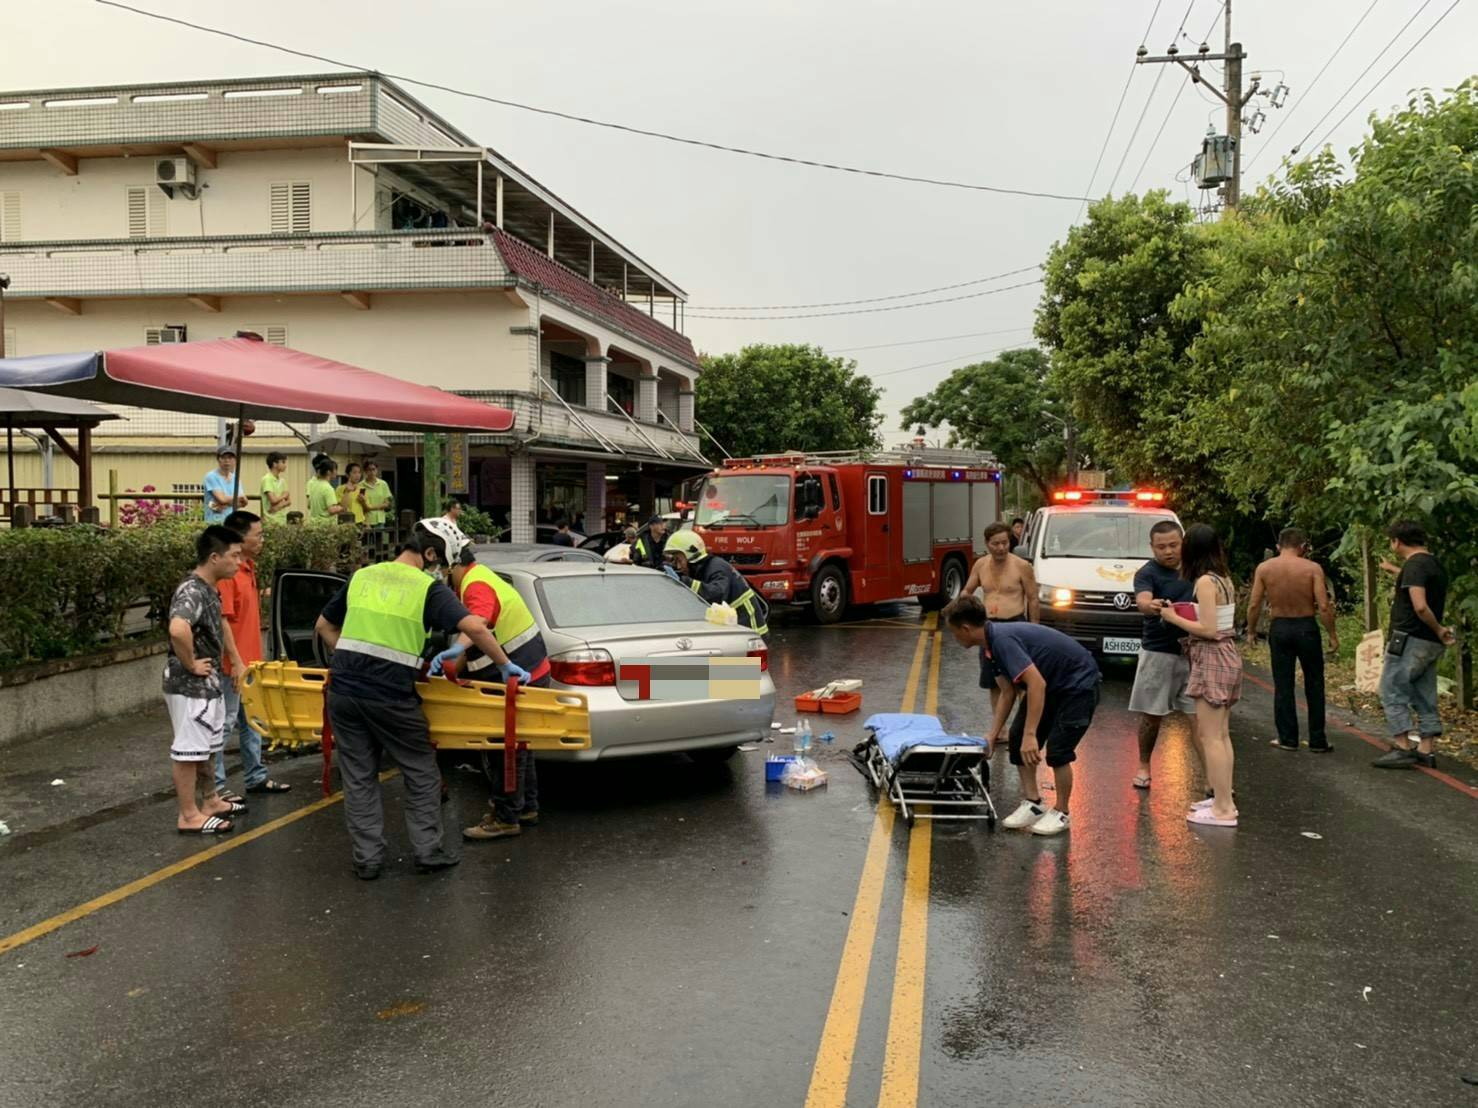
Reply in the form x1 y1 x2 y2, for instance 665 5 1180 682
799 718 813 756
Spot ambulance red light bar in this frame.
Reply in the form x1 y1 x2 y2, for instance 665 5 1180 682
1052 488 1167 505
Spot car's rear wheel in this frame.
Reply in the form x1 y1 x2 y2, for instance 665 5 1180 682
689 745 738 764
810 564 849 624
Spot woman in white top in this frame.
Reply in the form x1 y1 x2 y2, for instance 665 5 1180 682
1160 523 1243 827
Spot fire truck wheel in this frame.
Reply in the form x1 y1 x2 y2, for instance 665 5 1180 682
920 556 966 612
810 563 849 624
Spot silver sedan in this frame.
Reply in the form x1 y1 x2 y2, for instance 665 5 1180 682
476 559 777 763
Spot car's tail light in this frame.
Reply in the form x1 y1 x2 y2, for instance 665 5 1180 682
746 637 769 672
549 648 616 686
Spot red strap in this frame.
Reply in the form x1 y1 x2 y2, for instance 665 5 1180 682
320 672 334 797
503 675 520 792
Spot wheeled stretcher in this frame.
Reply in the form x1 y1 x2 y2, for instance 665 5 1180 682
851 713 996 827
240 660 592 794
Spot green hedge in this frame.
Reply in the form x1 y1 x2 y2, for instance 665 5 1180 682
0 519 363 667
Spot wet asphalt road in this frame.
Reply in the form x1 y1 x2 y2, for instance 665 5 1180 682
1 601 1475 1108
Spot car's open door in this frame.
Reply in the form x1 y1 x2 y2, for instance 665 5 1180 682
271 569 347 668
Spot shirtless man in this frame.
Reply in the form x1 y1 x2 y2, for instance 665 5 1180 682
1246 528 1338 752
964 521 1039 740
963 521 1039 622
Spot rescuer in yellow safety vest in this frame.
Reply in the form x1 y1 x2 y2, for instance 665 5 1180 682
433 543 552 843
663 529 770 636
313 518 513 881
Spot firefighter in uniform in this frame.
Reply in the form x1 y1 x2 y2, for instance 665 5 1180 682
662 529 770 635
313 519 512 880
632 515 670 570
431 541 552 842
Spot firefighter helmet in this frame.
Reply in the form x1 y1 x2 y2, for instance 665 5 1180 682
663 529 708 563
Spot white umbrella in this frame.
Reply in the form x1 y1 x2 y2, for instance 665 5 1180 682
306 427 389 455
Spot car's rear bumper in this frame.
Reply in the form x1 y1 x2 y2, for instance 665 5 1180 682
539 678 777 761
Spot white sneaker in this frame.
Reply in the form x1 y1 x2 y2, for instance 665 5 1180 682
1030 809 1071 836
1001 799 1047 830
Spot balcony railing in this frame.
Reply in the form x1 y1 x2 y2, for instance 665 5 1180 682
457 389 706 464
0 74 463 153
0 229 511 300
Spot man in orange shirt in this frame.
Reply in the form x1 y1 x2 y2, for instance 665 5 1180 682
216 510 292 802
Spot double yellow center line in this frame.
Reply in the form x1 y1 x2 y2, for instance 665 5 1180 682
806 613 942 1108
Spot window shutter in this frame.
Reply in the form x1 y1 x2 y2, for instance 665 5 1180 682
290 182 310 233
0 192 20 242
270 182 310 234
127 187 149 238
127 187 165 238
242 325 288 345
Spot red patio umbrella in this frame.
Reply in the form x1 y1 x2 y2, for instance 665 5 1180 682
0 337 516 506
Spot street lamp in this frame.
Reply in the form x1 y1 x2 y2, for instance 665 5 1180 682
1039 409 1077 483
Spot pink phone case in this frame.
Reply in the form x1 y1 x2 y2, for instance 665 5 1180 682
1171 601 1198 621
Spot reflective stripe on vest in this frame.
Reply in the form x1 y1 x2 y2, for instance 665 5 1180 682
338 561 435 668
458 562 538 652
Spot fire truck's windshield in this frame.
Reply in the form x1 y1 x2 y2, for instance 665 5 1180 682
1041 512 1176 559
695 475 790 528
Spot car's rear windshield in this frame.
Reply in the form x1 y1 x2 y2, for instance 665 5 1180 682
1041 512 1177 559
536 573 712 628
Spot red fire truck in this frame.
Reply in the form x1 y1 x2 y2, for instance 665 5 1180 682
691 449 1003 623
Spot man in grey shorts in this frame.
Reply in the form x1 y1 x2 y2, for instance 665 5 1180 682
1129 520 1196 788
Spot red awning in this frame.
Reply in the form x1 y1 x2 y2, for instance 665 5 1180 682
0 339 514 432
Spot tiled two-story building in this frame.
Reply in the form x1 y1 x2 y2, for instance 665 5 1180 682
0 73 708 536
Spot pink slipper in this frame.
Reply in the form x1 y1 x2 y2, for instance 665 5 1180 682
1190 797 1214 810
1187 807 1238 827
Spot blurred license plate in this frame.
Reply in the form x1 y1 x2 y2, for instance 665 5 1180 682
1102 637 1142 655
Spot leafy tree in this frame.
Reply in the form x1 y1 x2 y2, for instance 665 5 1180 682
695 344 883 457
898 348 1065 499
1033 191 1225 518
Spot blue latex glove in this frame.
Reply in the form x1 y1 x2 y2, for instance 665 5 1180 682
662 564 682 583
428 641 466 677
498 660 532 684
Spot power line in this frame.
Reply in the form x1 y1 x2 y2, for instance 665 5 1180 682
871 342 1035 381
1129 75 1190 193
95 0 1093 203
1284 0 1437 159
687 279 1043 320
1307 0 1464 154
1107 0 1195 195
1244 0 1383 172
829 326 1034 354
1073 0 1168 222
689 264 1041 311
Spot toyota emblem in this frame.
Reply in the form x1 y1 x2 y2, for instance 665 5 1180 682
1113 592 1132 610
675 637 694 651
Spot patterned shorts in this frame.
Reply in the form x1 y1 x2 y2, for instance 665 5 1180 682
1184 634 1243 708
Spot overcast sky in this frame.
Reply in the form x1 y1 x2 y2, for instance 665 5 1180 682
7 0 1474 440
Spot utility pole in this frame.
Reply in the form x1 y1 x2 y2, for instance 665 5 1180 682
1136 0 1258 211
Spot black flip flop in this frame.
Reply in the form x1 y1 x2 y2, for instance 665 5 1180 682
246 780 292 794
178 815 234 835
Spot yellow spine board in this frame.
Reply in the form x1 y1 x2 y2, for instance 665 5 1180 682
241 661 591 752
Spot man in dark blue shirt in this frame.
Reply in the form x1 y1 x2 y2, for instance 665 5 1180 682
945 595 1100 837
1127 520 1196 789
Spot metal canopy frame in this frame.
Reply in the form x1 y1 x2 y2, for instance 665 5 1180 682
349 143 686 305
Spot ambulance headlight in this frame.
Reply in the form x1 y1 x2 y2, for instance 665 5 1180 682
1040 585 1074 608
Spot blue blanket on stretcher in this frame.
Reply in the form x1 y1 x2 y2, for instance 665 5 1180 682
863 713 988 764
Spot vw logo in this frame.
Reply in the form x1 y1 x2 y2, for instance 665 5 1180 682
675 637 694 651
1112 592 1132 610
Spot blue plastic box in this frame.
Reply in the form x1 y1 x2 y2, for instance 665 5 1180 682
765 755 797 782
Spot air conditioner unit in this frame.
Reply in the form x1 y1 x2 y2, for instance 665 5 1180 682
155 157 198 199
146 324 188 345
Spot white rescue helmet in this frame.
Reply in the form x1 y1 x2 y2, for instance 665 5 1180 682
414 516 471 566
